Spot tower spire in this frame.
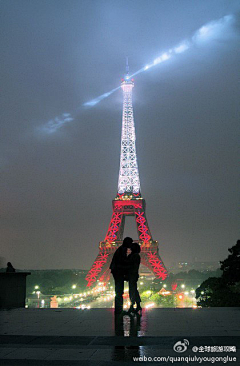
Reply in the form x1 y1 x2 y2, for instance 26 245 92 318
117 61 141 196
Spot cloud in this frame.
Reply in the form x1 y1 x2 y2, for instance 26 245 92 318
40 113 74 134
192 15 235 43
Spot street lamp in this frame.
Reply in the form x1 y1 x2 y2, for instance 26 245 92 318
36 291 41 308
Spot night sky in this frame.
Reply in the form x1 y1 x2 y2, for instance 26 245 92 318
1 0 239 270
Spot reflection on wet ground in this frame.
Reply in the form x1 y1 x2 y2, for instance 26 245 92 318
1 308 240 364
113 310 147 361
114 310 146 337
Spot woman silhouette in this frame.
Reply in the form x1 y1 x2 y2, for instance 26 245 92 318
127 243 142 314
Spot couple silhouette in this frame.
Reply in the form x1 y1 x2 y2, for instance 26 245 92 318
110 237 142 315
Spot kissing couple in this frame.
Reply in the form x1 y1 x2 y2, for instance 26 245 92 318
110 237 142 315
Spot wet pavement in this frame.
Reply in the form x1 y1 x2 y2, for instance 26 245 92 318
0 308 240 365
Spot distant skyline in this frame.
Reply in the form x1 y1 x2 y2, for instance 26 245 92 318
1 0 239 270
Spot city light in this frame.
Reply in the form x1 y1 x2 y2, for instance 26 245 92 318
77 304 91 310
72 285 76 289
27 274 201 309
161 290 171 296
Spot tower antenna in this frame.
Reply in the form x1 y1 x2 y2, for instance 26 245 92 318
126 56 129 76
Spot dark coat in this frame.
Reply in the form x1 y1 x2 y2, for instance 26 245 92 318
126 253 141 277
110 245 128 275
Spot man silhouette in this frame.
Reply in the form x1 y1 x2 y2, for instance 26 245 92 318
6 262 15 273
110 237 133 314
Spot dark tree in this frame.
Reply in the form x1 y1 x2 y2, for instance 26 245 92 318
196 240 240 307
220 240 240 283
196 277 239 307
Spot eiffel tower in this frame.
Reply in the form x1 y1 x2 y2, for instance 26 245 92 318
85 61 167 287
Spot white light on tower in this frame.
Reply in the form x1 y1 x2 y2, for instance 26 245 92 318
118 72 141 194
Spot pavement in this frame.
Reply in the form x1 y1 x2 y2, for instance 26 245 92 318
0 308 240 365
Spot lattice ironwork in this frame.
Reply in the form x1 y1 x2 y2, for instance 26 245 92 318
85 252 110 287
118 77 141 194
98 268 111 285
144 252 168 280
104 212 123 242
135 209 152 244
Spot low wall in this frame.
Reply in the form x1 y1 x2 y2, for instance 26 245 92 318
0 272 31 308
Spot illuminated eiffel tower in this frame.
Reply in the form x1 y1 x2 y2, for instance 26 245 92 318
85 61 167 287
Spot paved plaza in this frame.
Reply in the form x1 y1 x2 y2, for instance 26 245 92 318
0 308 239 365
